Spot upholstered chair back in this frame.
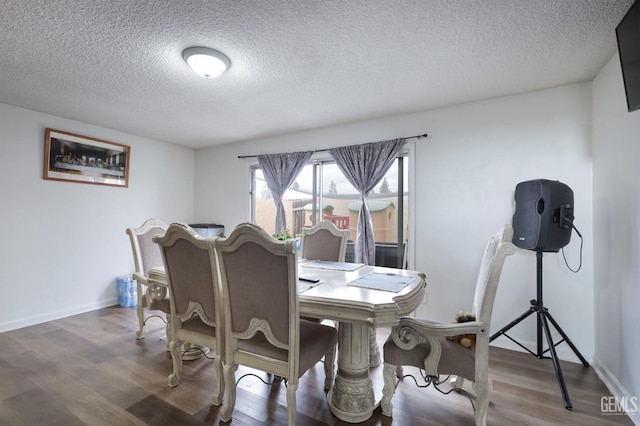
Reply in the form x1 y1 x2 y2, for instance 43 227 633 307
222 238 293 345
126 218 170 340
138 227 166 277
154 223 224 405
301 220 349 262
160 229 218 326
127 218 168 279
215 222 338 425
472 224 515 327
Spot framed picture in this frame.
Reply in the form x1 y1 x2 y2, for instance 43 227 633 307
44 128 130 188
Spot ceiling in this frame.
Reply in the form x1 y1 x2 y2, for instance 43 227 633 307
0 0 634 149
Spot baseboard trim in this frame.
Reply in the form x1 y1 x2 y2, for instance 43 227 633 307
0 298 118 333
592 358 640 425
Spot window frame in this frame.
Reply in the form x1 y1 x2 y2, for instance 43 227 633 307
248 142 415 268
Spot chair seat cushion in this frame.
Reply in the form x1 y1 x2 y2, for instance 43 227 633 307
149 297 170 313
181 316 216 337
383 332 475 381
237 319 337 377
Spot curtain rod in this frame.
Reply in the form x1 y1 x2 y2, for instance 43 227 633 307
237 133 428 159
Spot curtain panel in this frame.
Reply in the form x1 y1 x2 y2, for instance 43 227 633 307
329 138 405 265
257 151 313 235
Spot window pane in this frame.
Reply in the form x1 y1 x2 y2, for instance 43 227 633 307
321 163 357 240
369 158 400 244
252 166 313 236
326 159 404 244
251 155 409 268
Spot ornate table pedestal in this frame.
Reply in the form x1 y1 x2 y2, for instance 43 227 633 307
328 322 376 423
299 264 426 423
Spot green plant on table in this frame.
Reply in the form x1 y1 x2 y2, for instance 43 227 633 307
272 228 293 241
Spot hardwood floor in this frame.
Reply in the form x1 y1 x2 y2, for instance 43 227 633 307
0 306 634 425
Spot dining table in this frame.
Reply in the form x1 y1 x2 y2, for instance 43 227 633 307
148 259 426 423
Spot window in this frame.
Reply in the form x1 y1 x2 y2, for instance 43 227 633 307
251 153 409 267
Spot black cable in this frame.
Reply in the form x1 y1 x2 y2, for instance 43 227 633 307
181 346 215 360
561 223 583 273
142 314 167 325
235 372 286 386
397 371 476 411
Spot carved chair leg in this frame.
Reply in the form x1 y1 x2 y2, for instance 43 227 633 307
324 344 336 390
473 381 490 426
221 363 238 423
381 362 397 417
164 314 172 351
135 303 146 339
286 380 298 426
135 283 146 339
211 355 224 406
167 338 183 387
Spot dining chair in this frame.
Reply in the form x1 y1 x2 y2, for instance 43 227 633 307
302 219 384 368
380 224 515 426
125 218 170 341
215 223 338 426
153 223 224 405
299 219 349 379
300 219 349 262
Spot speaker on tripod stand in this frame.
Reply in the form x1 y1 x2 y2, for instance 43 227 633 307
491 179 589 410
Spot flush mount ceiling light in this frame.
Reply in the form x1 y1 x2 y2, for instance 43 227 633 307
182 46 230 78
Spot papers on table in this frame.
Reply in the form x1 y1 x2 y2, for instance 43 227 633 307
300 260 364 271
347 272 414 292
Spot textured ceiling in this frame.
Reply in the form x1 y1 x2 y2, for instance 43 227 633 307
0 0 634 149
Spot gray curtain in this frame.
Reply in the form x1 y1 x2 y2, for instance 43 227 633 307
329 139 405 265
258 151 313 235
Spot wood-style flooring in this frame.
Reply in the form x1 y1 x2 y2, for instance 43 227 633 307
0 306 634 425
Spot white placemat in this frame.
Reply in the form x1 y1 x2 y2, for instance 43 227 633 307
300 260 364 271
347 272 414 292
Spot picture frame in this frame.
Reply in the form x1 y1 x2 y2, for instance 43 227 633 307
43 128 130 188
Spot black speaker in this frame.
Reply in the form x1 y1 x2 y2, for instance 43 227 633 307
512 179 574 252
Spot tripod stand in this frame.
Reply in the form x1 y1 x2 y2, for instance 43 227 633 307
490 251 589 409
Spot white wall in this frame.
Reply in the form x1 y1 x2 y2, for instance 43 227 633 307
0 103 195 332
194 84 594 362
592 54 640 414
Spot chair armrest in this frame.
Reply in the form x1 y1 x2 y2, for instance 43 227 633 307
132 272 147 286
147 267 168 288
133 271 168 304
390 317 488 376
391 317 487 349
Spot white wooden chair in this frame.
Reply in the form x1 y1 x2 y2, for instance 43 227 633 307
153 223 224 405
299 219 348 379
381 225 516 426
300 219 349 262
215 223 338 426
125 218 170 340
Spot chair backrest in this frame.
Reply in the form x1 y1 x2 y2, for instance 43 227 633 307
126 218 168 279
154 223 220 329
301 220 349 262
472 224 516 327
215 223 299 375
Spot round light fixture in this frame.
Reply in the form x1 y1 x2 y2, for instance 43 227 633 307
182 46 230 78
